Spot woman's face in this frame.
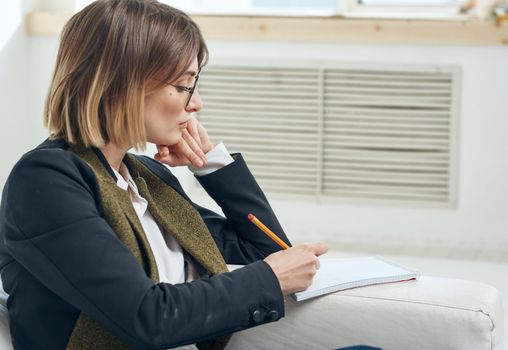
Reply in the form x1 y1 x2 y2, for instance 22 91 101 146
144 58 202 146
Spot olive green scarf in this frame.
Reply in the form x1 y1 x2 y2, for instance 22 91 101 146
66 145 230 350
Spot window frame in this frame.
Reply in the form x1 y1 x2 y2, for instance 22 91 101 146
159 0 339 16
343 0 469 20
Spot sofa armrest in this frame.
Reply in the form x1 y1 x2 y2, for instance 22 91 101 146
0 275 503 350
226 276 504 350
0 288 11 350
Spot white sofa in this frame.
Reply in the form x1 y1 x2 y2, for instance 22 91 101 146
0 276 504 349
227 276 504 350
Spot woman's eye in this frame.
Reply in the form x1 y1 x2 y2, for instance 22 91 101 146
179 78 193 86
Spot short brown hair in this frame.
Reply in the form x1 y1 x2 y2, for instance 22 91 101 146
44 0 208 149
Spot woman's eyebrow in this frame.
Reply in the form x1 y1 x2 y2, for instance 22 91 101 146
181 70 197 77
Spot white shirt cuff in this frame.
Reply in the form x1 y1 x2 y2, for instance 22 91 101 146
188 141 234 176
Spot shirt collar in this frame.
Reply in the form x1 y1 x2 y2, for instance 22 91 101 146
111 163 149 216
111 163 131 191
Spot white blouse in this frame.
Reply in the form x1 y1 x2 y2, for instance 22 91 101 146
110 142 234 350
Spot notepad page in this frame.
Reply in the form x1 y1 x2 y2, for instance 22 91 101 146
293 256 418 301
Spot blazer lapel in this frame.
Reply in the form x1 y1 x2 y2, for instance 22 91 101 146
69 145 159 282
124 155 227 276
67 145 230 350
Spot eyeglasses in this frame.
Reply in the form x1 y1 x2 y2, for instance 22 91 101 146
168 67 201 108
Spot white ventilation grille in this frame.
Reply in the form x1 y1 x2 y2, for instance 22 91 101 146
196 62 459 205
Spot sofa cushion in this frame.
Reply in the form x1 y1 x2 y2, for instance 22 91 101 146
227 276 504 350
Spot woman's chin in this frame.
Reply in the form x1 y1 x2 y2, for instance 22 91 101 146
149 133 181 147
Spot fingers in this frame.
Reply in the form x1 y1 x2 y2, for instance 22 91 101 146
303 242 329 257
299 242 327 271
155 145 177 165
154 149 187 167
197 123 214 153
156 145 169 157
154 116 214 168
182 129 207 165
187 117 202 149
154 126 208 168
174 138 205 167
264 243 326 295
155 141 195 168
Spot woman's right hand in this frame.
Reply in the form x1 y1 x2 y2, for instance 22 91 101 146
264 242 328 295
155 115 214 168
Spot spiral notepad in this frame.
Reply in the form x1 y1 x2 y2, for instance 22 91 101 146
292 256 419 302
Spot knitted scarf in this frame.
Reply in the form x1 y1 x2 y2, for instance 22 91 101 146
66 145 230 350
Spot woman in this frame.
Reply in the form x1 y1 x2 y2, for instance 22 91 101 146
0 0 327 349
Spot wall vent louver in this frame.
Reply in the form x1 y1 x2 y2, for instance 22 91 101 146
196 62 459 205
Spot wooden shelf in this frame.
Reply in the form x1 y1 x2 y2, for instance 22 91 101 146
27 11 508 45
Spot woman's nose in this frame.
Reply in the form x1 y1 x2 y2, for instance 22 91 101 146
186 89 202 113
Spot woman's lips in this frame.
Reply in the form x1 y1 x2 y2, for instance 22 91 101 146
179 121 188 128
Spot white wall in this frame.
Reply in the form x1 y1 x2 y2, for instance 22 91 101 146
0 1 32 188
189 41 508 261
29 37 58 143
17 29 508 262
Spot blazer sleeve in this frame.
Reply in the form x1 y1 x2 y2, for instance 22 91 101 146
194 154 292 264
1 149 284 349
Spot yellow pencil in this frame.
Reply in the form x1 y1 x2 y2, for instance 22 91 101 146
247 213 289 250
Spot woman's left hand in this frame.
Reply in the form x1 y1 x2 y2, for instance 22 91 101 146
154 116 215 168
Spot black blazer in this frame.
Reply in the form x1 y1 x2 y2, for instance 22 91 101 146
0 139 291 349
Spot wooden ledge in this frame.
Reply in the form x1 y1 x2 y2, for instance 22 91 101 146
27 11 508 45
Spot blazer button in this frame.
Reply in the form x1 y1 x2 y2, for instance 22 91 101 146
251 309 262 323
267 310 279 321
